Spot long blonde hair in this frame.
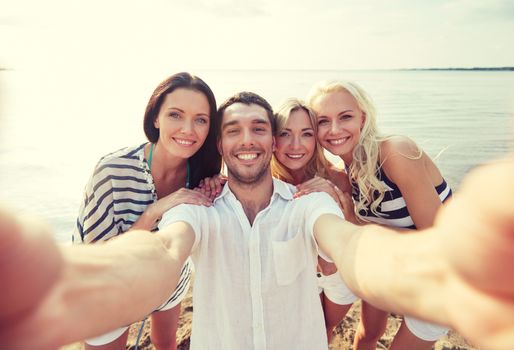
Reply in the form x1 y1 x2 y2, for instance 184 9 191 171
307 81 387 220
271 98 330 184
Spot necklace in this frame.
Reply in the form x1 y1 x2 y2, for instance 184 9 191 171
147 143 190 188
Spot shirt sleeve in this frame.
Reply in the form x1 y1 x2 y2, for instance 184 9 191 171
159 204 203 253
303 192 344 262
73 163 118 244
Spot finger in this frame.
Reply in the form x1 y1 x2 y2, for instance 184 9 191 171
184 191 214 204
207 178 218 194
189 186 210 197
213 177 223 194
296 177 319 190
294 189 316 198
333 185 347 204
190 189 213 201
296 179 316 191
301 178 331 192
179 189 213 202
293 190 305 198
335 190 357 223
207 191 217 201
181 198 212 207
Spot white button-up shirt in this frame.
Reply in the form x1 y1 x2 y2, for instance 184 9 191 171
160 178 343 350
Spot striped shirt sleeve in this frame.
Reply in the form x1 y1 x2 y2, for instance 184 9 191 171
74 162 119 244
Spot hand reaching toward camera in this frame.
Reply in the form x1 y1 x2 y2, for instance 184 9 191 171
434 157 514 349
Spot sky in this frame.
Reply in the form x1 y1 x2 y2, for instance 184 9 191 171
1 0 513 71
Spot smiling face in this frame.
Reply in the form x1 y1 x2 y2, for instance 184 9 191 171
274 108 316 173
153 88 211 159
218 103 274 185
311 90 365 163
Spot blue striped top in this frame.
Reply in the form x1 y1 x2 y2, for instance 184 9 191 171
350 166 452 229
72 143 193 310
73 143 163 243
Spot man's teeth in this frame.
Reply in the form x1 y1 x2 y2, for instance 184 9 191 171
237 153 258 160
175 138 194 145
287 154 304 159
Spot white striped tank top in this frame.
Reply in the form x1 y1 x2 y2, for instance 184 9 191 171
350 166 452 229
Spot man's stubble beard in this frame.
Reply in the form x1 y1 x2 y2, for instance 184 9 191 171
225 153 272 189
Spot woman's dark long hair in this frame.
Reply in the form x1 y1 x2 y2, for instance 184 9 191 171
143 72 222 188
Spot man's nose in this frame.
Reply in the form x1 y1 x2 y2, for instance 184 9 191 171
241 129 255 146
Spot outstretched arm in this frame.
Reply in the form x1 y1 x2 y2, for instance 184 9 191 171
314 214 446 322
0 208 195 350
314 156 514 349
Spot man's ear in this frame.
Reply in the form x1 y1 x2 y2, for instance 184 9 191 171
217 138 223 156
272 136 276 152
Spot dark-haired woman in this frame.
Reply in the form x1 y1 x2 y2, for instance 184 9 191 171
73 72 222 350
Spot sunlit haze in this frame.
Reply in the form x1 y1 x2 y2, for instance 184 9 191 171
2 0 514 71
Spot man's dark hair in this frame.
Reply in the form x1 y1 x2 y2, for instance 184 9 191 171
216 92 276 139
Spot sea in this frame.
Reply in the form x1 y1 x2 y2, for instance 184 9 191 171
1 69 513 243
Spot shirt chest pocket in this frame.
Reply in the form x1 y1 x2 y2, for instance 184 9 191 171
272 232 307 286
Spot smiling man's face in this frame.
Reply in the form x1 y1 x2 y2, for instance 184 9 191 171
218 102 275 185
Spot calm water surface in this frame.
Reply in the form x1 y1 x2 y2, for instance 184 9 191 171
1 69 513 242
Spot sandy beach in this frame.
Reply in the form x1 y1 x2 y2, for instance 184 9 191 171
62 285 476 350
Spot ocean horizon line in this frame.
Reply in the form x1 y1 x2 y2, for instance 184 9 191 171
1 67 513 72
199 67 514 72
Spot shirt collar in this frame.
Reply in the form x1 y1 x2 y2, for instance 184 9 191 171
271 178 295 200
214 177 294 204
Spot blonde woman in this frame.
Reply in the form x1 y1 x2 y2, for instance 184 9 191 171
307 81 452 350
270 98 357 343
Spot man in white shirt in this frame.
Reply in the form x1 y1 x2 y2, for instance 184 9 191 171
157 92 352 349
1 92 514 350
